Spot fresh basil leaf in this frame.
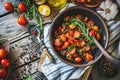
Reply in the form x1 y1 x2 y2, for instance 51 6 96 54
67 46 72 52
98 29 102 34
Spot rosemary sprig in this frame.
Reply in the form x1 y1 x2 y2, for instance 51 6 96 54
24 0 43 31
69 18 94 45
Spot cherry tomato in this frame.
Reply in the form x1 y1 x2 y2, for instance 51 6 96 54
68 40 74 45
75 57 82 63
18 2 26 13
0 68 7 79
93 26 99 31
17 15 27 26
69 24 75 29
65 16 70 21
84 16 89 22
86 53 93 61
90 30 96 36
96 33 101 40
54 39 61 46
0 48 7 59
76 14 82 19
88 20 94 27
69 48 76 54
73 53 78 58
4 2 14 12
1 58 10 68
70 30 74 37
62 41 69 49
60 34 66 42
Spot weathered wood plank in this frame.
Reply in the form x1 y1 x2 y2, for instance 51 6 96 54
0 13 27 39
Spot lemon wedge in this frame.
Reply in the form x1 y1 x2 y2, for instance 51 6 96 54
38 5 51 16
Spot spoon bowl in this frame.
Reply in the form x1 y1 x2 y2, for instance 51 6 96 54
28 25 55 63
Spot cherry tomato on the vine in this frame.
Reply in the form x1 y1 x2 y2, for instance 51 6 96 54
18 2 26 13
0 68 8 79
4 2 14 12
17 15 27 26
1 58 10 68
0 48 7 59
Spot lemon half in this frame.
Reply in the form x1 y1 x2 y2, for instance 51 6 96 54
38 5 51 16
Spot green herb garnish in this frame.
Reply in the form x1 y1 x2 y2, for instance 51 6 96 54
69 17 94 45
67 46 72 52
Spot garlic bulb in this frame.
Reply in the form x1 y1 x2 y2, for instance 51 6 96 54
97 0 118 21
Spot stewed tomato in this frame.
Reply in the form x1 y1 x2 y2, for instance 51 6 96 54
86 53 93 61
53 14 102 63
75 57 82 63
90 30 96 36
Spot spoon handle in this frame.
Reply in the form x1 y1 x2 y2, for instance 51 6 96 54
43 48 55 64
93 37 120 68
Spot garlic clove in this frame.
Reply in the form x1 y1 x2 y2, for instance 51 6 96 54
105 0 113 8
110 3 118 18
110 3 118 12
110 13 115 19
110 10 118 19
101 11 107 20
100 1 106 9
106 13 112 20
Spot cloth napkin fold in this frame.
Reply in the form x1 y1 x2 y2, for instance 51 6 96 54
40 3 120 80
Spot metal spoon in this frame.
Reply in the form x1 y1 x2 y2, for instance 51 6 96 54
93 37 120 69
28 25 55 64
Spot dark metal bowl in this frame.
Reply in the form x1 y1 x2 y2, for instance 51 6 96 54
49 7 109 67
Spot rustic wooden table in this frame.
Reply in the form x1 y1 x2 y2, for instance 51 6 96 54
0 0 62 79
0 0 120 80
0 0 47 79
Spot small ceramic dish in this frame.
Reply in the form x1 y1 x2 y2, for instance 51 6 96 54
98 58 119 77
71 0 101 8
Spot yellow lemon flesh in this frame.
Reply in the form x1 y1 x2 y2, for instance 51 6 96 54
38 5 51 16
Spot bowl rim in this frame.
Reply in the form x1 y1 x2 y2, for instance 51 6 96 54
49 6 109 67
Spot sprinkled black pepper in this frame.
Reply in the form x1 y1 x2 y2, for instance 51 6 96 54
99 59 119 77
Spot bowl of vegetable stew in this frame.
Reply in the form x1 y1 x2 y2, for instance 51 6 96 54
49 7 109 67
